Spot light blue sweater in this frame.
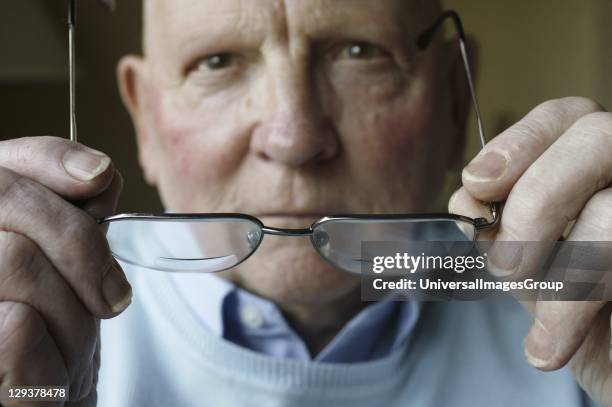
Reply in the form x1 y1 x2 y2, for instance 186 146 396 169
97 264 593 407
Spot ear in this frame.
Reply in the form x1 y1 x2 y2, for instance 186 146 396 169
445 36 480 171
117 55 159 186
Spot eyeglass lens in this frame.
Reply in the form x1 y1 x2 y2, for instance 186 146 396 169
105 218 263 273
105 218 474 274
310 219 475 274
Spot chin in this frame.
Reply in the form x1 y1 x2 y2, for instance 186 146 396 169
224 238 360 306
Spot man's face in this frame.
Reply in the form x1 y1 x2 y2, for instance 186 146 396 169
119 0 467 307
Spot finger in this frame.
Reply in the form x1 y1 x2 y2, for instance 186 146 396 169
452 185 612 372
0 302 67 407
524 188 612 371
0 136 114 200
495 111 612 243
0 167 132 317
462 97 603 202
570 303 612 406
81 169 123 220
448 187 497 241
0 232 97 394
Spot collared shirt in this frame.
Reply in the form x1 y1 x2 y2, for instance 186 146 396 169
169 272 419 363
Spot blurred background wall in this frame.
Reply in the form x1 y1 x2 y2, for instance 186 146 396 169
0 0 610 212
446 0 612 156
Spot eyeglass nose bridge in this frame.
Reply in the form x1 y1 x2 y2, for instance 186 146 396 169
259 225 330 250
261 226 313 237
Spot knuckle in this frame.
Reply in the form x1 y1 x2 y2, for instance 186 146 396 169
0 301 68 387
3 136 67 169
554 96 604 113
0 166 20 193
495 97 606 157
0 232 42 288
12 136 55 163
16 135 69 152
574 111 612 138
58 210 113 288
0 170 47 217
0 167 111 291
0 302 46 355
535 97 602 117
61 210 107 256
582 189 612 231
504 178 555 235
532 98 570 119
523 98 604 136
0 170 92 242
499 119 549 152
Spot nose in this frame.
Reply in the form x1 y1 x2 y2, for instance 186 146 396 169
250 69 339 167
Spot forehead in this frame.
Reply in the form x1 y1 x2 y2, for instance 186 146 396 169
144 0 438 55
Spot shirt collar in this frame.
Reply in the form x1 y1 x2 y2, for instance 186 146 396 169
170 271 420 362
169 272 235 336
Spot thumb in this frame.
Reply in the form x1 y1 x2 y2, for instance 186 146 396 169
448 186 497 241
80 169 123 220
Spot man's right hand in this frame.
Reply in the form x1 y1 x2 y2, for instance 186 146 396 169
0 136 131 406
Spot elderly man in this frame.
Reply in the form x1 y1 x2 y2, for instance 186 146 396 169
0 0 610 406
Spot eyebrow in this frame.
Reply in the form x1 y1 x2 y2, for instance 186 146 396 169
163 6 266 65
156 0 423 69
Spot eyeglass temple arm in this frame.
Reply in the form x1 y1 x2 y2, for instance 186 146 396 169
68 0 78 142
416 10 499 227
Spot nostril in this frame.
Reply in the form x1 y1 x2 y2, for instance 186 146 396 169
252 130 340 166
312 148 333 163
318 131 340 161
250 107 340 166
255 149 272 162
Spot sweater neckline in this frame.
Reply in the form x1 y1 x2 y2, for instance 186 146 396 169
142 270 420 390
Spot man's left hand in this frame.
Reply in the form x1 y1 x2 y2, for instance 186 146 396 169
450 96 612 405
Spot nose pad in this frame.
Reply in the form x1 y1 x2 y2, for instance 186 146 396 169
246 229 262 250
312 229 329 249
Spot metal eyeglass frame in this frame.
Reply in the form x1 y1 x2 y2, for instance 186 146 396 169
98 10 500 250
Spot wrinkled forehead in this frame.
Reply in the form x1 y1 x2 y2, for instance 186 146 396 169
143 0 441 58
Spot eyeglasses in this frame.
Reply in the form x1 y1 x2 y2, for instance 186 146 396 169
97 10 500 274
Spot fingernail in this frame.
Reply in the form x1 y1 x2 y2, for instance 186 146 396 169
62 147 111 181
524 319 555 368
102 261 132 314
464 151 509 182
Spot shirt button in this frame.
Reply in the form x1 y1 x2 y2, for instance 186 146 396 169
240 305 265 329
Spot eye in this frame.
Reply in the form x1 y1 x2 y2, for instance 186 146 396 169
196 53 237 71
341 42 388 60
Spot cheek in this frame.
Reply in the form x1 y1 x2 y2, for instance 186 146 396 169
149 89 250 184
341 77 440 169
333 73 454 210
